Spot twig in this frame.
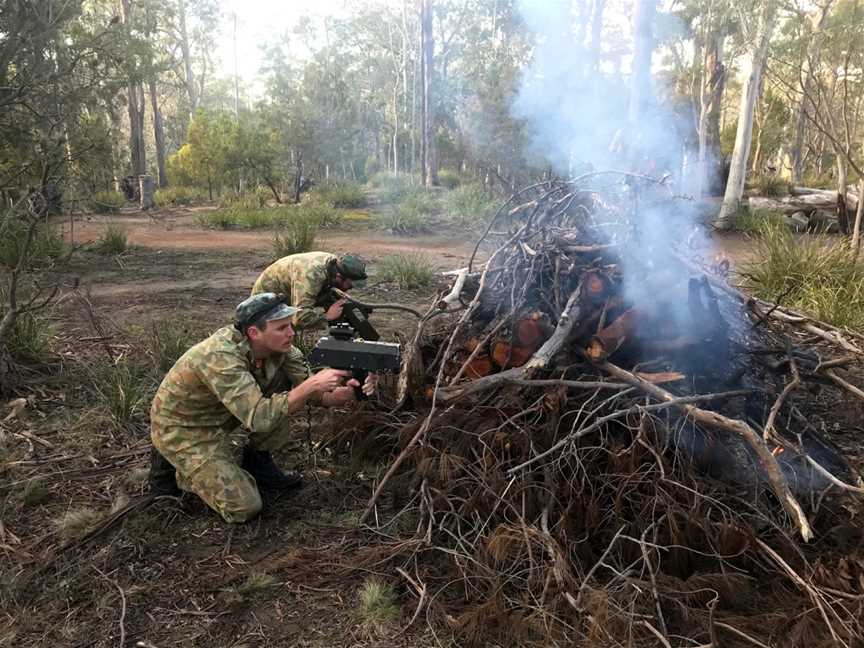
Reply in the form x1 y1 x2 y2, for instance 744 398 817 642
715 621 774 648
395 567 427 633
763 355 800 442
824 369 864 402
574 525 625 609
438 267 469 310
804 455 864 494
599 361 814 542
331 288 423 318
639 620 672 648
92 566 127 648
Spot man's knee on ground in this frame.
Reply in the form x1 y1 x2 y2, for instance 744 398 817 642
219 490 263 523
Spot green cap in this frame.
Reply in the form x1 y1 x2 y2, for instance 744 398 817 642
234 293 298 330
336 254 367 288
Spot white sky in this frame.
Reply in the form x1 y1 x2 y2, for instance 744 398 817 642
216 0 349 93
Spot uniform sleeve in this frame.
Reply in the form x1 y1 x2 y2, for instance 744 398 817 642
282 346 311 387
291 264 329 331
195 349 294 436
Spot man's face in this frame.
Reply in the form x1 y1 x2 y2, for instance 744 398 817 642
250 316 295 354
333 274 353 291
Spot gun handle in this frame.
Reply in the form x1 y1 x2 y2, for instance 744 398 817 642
352 369 369 401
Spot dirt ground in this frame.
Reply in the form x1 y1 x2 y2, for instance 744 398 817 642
1 205 769 647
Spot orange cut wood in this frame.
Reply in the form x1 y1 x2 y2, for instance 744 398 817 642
466 356 493 378
515 319 542 348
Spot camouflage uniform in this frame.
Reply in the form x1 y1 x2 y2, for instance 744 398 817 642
150 325 310 523
251 251 337 331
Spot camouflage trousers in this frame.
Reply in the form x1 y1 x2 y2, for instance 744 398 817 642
151 423 289 524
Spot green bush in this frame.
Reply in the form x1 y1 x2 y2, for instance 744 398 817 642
734 208 789 234
0 221 66 268
146 319 197 373
95 225 128 255
801 172 835 189
374 188 436 234
299 201 342 228
744 220 864 329
356 578 399 634
309 181 366 208
750 173 789 197
272 214 319 257
443 184 495 227
218 187 271 210
437 169 462 189
376 253 435 289
5 312 52 359
364 156 382 178
89 190 125 214
155 186 206 206
368 172 418 203
92 360 151 432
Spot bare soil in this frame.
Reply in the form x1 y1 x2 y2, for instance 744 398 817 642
1 204 768 647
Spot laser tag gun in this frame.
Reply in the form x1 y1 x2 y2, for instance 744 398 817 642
309 323 401 400
320 292 381 341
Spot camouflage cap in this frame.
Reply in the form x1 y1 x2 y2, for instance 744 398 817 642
336 254 367 287
234 293 298 330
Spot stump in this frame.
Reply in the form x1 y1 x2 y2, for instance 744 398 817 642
138 175 155 210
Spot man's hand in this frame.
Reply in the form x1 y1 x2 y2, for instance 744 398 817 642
325 298 347 322
303 368 351 395
361 373 378 397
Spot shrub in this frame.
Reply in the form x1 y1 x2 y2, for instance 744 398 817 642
356 578 399 634
95 225 128 255
368 172 418 203
310 181 366 208
92 360 151 431
0 221 66 268
155 186 206 206
744 220 864 329
801 172 835 189
437 169 462 189
89 190 125 214
374 188 436 234
195 209 237 229
146 319 197 373
364 156 382 178
272 214 319 257
218 187 271 210
734 208 789 234
750 173 789 197
299 201 341 228
376 253 435 289
5 312 52 359
443 184 496 227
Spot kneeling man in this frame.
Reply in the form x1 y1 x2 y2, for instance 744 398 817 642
147 292 376 523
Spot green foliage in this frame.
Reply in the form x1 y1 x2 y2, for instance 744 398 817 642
168 110 235 198
744 221 864 330
89 190 125 214
437 169 462 189
443 184 496 227
91 360 151 432
750 173 789 197
300 201 342 228
219 187 271 209
272 214 319 257
802 171 835 189
364 156 382 178
0 220 66 269
146 319 197 373
368 172 419 202
95 225 128 256
309 181 366 208
356 578 399 633
734 208 789 234
376 253 435 289
375 188 436 234
5 312 52 360
194 209 237 230
237 573 278 593
155 186 207 206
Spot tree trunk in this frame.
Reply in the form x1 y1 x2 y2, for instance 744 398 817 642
148 77 168 188
837 155 849 235
790 1 834 184
127 83 146 176
420 0 437 186
716 3 777 228
852 178 864 254
178 0 198 120
589 0 606 72
697 33 726 196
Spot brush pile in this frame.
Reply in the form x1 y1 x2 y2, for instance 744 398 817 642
343 175 864 647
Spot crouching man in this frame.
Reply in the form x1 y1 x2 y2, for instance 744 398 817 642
147 292 376 523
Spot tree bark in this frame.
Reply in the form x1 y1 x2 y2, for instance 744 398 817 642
837 156 850 235
178 0 198 121
790 1 834 184
852 178 864 254
697 33 726 196
716 3 778 228
420 0 437 186
148 77 168 188
121 0 146 177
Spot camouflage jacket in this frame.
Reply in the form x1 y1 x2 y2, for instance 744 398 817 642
150 325 310 440
251 251 336 330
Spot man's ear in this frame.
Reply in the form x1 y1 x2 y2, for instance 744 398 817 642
246 325 262 341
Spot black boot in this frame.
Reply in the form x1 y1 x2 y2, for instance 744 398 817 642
148 447 180 496
241 448 304 491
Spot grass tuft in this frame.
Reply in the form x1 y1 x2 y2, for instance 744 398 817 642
309 181 366 208
91 360 151 432
368 172 419 203
155 186 207 206
734 208 789 234
376 253 435 289
55 508 105 541
5 312 52 359
272 214 319 257
146 319 197 373
443 184 496 228
356 578 399 633
750 173 789 197
89 190 125 214
95 225 128 256
237 572 278 593
744 220 864 329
